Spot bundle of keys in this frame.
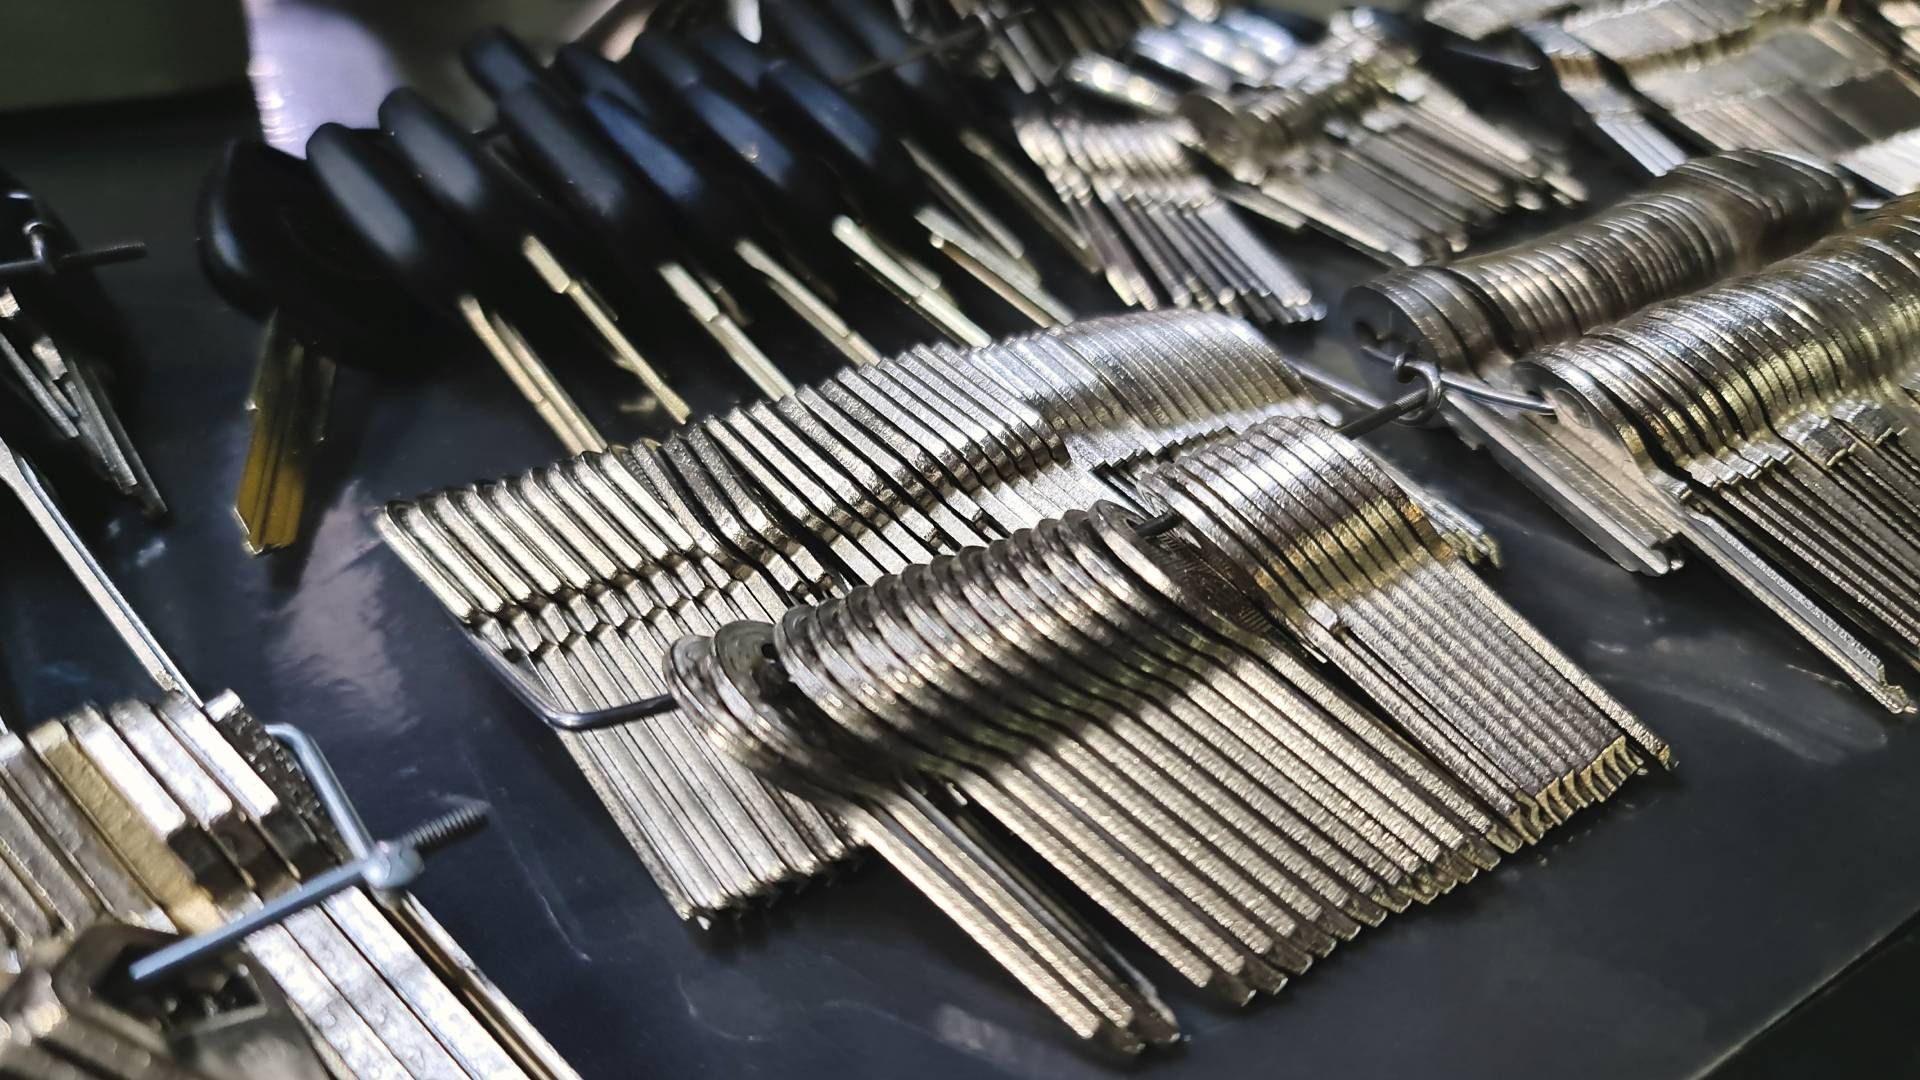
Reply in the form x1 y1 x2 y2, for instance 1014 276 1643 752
893 0 1224 92
1424 0 1585 41
0 434 577 1077
1013 112 1323 321
1517 22 1692 176
644 2 1321 322
1350 157 1920 711
480 18 1079 355
1554 0 1920 193
208 16 1094 553
1348 149 1848 574
1513 195 1920 710
0 921 330 1079
0 696 573 1078
377 311 1498 921
656 412 1664 1049
0 169 163 517
1058 10 1583 267
1140 417 1670 840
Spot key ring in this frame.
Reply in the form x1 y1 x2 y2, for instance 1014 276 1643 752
0 214 148 281
1388 353 1446 427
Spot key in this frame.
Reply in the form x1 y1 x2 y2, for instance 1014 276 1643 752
63 705 479 1078
541 36 885 366
608 41 1000 348
0 730 170 932
306 123 609 455
27 713 224 927
0 773 101 935
0 434 196 701
670 622 1178 1053
758 61 1075 328
558 38 885 365
500 73 822 395
0 922 332 1080
378 89 692 422
202 141 435 555
784 4 1067 273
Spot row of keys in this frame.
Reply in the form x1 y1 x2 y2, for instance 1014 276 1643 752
1060 11 1584 265
377 310 1500 920
658 414 1664 1047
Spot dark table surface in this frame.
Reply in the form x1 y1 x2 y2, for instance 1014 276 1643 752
1 10 1916 1079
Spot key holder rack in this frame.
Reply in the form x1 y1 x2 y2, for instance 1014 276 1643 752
0 177 147 282
0 429 494 906
0 433 574 1078
126 735 490 987
438 321 1470 743
0 170 164 515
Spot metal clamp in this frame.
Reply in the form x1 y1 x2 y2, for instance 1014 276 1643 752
126 725 489 987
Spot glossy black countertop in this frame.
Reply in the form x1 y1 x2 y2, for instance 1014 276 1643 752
1 20 1916 1080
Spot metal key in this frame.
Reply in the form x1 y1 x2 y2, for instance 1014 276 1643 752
307 124 608 455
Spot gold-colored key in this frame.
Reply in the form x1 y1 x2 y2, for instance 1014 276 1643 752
234 317 333 556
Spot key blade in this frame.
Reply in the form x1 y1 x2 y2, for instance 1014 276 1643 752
0 435 197 702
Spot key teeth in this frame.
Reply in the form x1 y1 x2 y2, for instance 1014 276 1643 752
1368 886 1412 915
1459 834 1504 872
1126 997 1185 1049
1237 956 1289 996
1405 868 1445 904
1486 821 1528 855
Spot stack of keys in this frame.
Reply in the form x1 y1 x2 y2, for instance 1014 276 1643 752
898 0 1202 92
1350 150 1852 375
1012 113 1322 321
0 168 163 516
1172 11 1585 265
752 2 1092 310
1347 150 1851 579
1423 0 1584 41
377 310 1500 920
473 25 1070 367
1518 22 1692 176
1051 10 1581 267
1514 194 1920 711
0 425 576 1076
659 445 1664 1046
1554 0 1920 193
0 693 577 1078
1140 418 1671 842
